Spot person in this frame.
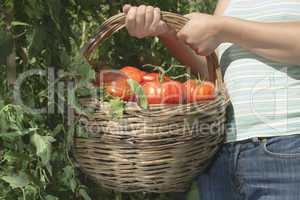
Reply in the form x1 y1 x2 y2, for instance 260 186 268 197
122 1 300 200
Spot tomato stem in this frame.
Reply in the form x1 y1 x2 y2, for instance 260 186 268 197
142 64 167 83
197 73 203 85
170 73 191 80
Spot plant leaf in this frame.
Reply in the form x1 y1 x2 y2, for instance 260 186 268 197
71 53 95 83
79 188 92 200
1 172 30 189
45 195 59 200
30 134 55 167
0 128 37 139
109 98 125 119
127 79 148 109
75 123 92 138
61 166 77 192
11 21 31 27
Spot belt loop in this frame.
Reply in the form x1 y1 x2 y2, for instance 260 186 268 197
261 138 268 144
252 137 268 144
251 137 259 143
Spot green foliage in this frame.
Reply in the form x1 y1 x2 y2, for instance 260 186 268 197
0 0 216 199
109 98 126 119
127 79 148 109
1 172 30 190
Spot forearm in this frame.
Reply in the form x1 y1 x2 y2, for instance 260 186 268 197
222 17 300 65
159 33 209 80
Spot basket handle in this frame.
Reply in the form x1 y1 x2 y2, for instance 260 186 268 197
81 11 223 90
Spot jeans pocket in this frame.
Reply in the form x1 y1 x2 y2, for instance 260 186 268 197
262 134 300 159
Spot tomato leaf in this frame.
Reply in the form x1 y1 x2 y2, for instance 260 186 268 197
11 21 31 27
75 122 93 138
70 53 95 83
30 134 55 173
109 98 125 119
127 79 148 109
61 166 77 192
79 188 92 200
1 172 30 189
45 195 59 200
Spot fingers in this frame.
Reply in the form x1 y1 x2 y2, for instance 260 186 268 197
177 26 201 54
126 6 137 36
156 21 170 36
145 6 154 30
149 7 160 34
124 5 168 38
197 46 214 56
123 4 131 14
136 5 147 38
147 6 169 37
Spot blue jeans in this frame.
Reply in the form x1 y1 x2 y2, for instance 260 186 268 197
197 134 300 200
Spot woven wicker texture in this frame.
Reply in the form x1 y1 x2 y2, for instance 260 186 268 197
74 12 228 193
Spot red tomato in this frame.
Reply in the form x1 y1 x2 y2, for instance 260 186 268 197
193 81 215 101
184 80 215 102
142 73 171 84
120 66 146 83
105 78 134 101
184 80 199 103
94 70 125 87
161 80 185 104
143 80 185 105
142 81 163 105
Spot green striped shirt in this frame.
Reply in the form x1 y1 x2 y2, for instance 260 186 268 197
218 0 300 142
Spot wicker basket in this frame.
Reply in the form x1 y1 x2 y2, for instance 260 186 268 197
74 12 228 193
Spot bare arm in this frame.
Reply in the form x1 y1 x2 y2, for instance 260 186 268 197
221 18 300 65
176 1 300 66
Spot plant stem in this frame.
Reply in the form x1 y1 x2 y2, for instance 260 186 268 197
21 188 26 200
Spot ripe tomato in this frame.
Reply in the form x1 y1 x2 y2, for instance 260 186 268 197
193 81 215 101
161 80 185 104
142 81 163 105
105 78 134 101
184 80 199 103
143 80 185 105
141 73 171 84
94 70 124 87
120 66 146 83
184 80 215 102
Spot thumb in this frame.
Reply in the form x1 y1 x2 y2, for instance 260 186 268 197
157 20 171 35
123 4 131 14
